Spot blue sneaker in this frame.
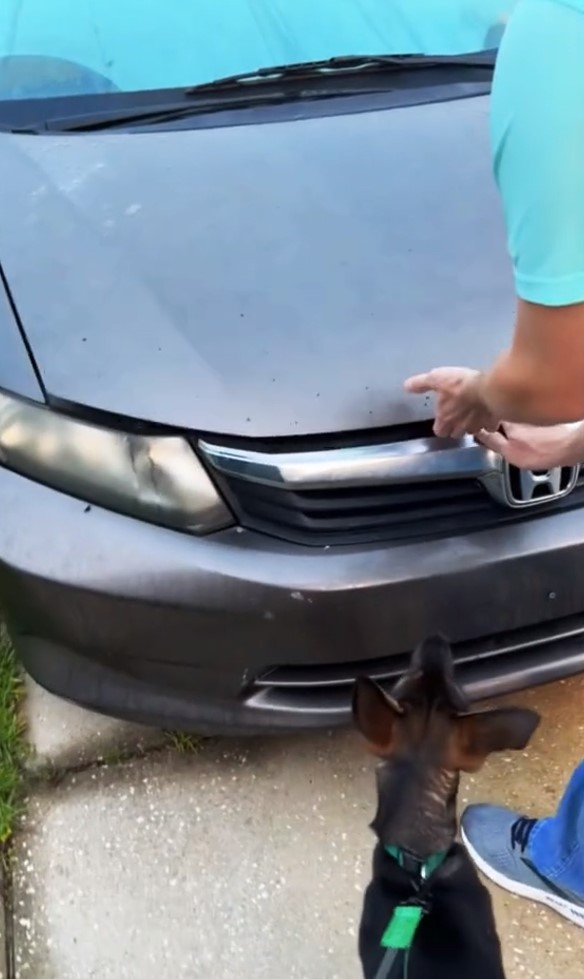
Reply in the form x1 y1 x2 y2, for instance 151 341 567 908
461 804 584 928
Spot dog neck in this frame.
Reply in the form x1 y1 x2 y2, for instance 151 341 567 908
372 761 459 861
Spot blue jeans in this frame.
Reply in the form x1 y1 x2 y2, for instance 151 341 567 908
529 761 584 897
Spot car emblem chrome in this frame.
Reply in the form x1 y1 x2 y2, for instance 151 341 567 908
488 463 580 509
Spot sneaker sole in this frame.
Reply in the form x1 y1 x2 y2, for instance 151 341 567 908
460 826 584 929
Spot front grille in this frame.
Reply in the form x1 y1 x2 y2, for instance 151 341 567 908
200 428 584 546
249 614 584 713
217 469 584 546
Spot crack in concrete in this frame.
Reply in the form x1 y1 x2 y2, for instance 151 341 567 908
28 734 210 790
2 851 16 979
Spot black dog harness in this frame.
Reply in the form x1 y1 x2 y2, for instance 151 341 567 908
373 846 447 979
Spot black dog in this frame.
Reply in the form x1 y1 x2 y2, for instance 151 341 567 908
353 635 540 979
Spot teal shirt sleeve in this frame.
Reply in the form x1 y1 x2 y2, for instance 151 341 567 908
490 0 584 306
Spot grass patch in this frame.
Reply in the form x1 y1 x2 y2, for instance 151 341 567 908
0 626 27 843
164 730 203 754
101 746 134 767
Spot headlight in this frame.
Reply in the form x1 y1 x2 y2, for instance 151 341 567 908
0 391 233 534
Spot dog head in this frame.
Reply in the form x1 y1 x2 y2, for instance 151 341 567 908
352 634 540 859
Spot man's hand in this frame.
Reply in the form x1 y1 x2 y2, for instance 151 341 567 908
476 422 581 469
404 366 499 438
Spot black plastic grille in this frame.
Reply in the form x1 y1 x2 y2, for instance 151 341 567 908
250 613 584 711
218 470 584 546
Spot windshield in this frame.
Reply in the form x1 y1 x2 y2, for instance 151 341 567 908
0 0 513 102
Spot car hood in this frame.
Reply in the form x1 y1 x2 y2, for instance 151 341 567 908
0 97 514 438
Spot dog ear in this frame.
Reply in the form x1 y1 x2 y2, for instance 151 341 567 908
352 676 404 756
450 706 540 772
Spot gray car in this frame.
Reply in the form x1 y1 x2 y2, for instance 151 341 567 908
1 2 583 734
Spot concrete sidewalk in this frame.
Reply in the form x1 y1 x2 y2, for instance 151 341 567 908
5 675 584 979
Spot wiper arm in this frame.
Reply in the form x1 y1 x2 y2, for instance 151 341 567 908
184 51 496 95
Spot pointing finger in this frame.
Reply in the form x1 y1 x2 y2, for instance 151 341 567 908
403 373 434 394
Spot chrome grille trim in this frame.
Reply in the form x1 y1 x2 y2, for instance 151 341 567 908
199 434 502 490
199 434 583 545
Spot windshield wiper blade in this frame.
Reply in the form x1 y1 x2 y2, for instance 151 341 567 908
11 89 295 133
184 51 496 95
11 50 495 134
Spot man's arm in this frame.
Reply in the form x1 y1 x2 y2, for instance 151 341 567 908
481 0 584 425
477 300 584 425
406 0 584 434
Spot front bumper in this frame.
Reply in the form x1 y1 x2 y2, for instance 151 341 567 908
2 465 584 734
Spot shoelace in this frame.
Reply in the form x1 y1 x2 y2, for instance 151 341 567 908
510 816 538 853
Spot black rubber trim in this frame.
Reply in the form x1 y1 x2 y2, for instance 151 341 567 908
0 263 47 399
17 627 584 735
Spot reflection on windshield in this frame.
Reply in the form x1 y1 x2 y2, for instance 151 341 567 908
0 0 514 102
